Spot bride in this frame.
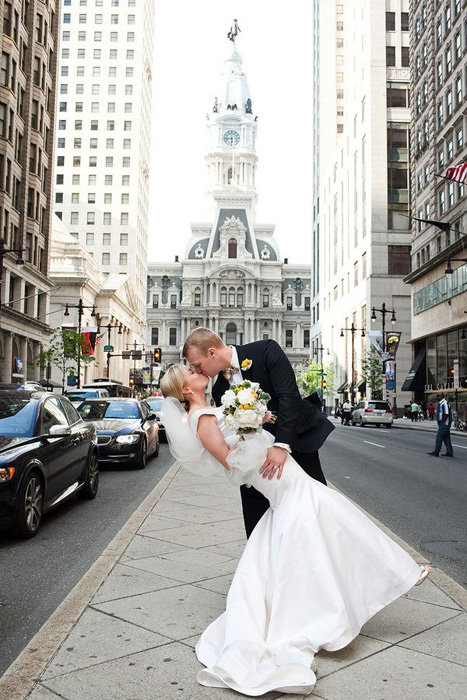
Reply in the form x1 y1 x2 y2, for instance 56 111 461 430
160 364 430 697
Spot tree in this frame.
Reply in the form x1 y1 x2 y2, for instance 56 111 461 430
35 328 95 391
361 346 383 400
295 359 336 399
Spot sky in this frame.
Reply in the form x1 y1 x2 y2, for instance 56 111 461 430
147 1 314 266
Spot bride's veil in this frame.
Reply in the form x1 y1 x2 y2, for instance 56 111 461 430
160 397 221 477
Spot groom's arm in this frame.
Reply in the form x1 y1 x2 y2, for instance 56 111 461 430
263 340 301 446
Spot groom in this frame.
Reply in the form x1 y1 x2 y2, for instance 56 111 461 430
183 328 333 537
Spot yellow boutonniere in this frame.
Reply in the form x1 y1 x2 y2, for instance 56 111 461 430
241 359 253 371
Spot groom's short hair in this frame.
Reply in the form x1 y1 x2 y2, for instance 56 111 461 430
183 327 224 357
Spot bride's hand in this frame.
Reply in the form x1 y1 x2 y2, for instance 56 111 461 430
262 411 272 424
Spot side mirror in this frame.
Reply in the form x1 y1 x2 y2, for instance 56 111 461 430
146 412 156 421
49 425 72 437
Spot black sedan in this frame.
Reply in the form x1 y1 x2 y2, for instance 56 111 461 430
0 391 99 538
77 398 159 469
146 396 165 440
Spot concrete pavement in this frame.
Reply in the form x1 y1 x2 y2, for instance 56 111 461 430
1 434 466 700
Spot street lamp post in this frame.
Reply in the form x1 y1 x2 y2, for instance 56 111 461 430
103 322 122 379
340 324 365 405
0 238 25 327
127 340 145 396
313 344 328 407
64 299 96 388
371 303 397 412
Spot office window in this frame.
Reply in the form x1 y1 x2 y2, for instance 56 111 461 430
106 138 114 148
109 49 117 59
105 156 113 166
125 85 133 95
90 138 98 148
107 120 115 130
71 193 79 203
108 102 115 112
386 46 395 67
122 175 130 185
401 46 409 67
120 233 128 245
105 175 113 185
56 174 64 185
151 328 159 345
78 31 86 41
119 253 127 265
446 89 453 116
70 212 79 225
92 67 100 77
103 232 111 245
102 253 110 266
89 156 97 166
103 212 111 224
74 138 81 148
401 12 409 31
127 32 134 42
123 120 131 131
386 12 395 31
86 232 94 245
76 102 83 112
121 193 129 204
95 14 102 23
73 156 80 166
123 138 131 149
120 213 129 225
126 50 134 59
109 67 117 77
88 193 95 203
122 157 130 167
59 102 67 112
110 31 118 41
169 328 177 346
87 212 95 225
90 119 98 130
55 193 63 203
74 175 81 185
388 245 410 275
76 84 84 94
93 49 101 59
126 67 133 77
285 330 293 347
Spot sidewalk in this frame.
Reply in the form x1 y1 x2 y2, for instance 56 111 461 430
1 460 466 700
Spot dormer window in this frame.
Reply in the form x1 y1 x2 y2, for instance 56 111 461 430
228 238 237 258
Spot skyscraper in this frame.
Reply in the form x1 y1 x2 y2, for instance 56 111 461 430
54 0 155 325
311 0 412 410
0 0 59 382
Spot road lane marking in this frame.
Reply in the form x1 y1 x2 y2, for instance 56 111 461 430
452 443 467 449
363 440 385 448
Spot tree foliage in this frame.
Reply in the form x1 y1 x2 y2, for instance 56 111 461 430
295 359 336 398
361 346 383 400
35 328 95 390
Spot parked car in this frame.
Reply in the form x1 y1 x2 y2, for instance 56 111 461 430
351 400 393 428
63 388 110 407
77 398 159 469
0 391 99 538
19 382 46 392
146 396 165 440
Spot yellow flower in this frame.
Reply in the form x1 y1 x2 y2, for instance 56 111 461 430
241 358 253 371
243 403 250 410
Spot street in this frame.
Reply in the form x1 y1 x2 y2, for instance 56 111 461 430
0 424 466 679
321 420 467 589
0 444 174 677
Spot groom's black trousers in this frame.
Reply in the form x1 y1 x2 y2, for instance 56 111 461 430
240 450 327 538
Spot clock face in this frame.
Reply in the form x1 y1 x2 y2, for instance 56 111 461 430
223 130 240 146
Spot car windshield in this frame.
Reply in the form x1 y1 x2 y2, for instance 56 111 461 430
0 394 36 437
147 398 163 411
78 401 140 420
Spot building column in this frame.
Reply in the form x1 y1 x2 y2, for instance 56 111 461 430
3 332 13 383
20 336 28 380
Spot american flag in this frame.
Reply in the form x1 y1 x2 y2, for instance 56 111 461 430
444 162 467 183
95 333 105 345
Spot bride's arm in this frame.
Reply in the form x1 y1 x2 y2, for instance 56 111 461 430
196 414 231 470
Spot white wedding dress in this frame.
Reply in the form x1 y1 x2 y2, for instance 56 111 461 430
188 407 421 697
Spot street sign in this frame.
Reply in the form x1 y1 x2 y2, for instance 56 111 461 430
122 350 131 359
103 345 114 352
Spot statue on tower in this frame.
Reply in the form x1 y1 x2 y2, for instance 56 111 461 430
227 19 241 42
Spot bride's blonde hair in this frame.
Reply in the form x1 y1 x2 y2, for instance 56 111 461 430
160 365 189 411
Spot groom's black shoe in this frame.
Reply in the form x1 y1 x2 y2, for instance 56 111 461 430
441 453 453 457
427 451 439 456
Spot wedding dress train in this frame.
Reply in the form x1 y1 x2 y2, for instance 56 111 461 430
190 408 422 697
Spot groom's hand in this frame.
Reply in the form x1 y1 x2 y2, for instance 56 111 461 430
260 446 288 480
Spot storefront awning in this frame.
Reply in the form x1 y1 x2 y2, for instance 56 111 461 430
337 382 349 393
401 348 426 391
358 380 366 392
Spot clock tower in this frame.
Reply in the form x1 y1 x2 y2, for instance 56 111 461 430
205 32 258 200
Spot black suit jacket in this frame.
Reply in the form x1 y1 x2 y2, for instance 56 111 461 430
212 340 334 453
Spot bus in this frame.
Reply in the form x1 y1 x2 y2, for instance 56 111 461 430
82 379 132 398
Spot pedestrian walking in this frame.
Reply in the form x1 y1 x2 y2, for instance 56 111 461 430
427 392 454 457
410 400 418 422
427 402 435 421
342 399 352 425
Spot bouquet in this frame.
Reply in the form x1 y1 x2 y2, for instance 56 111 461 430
221 380 275 437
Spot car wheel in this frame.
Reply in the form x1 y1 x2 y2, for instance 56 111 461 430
78 451 99 499
375 423 380 428
15 471 43 538
359 418 365 427
385 423 392 429
135 439 147 470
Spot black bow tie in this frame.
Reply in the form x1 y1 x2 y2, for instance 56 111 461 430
222 364 239 381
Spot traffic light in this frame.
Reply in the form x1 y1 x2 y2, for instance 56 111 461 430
322 379 327 392
129 375 135 387
153 347 162 363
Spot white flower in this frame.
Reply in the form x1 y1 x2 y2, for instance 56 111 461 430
221 390 236 407
236 388 255 405
235 409 263 428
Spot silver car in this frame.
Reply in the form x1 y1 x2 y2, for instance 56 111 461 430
351 400 393 428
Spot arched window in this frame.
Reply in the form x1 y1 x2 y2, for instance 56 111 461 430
220 286 227 307
237 286 244 307
226 322 237 345
228 238 237 258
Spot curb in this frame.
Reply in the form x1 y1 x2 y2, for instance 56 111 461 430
0 462 181 700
